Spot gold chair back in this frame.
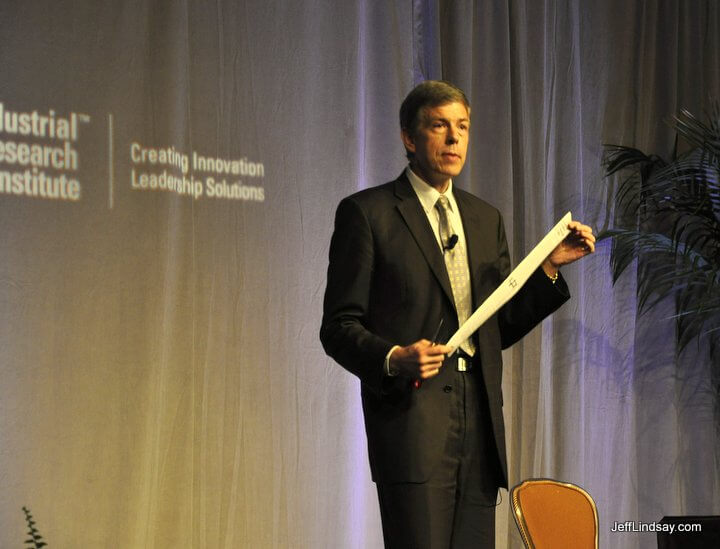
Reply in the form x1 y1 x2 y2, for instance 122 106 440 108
510 478 599 548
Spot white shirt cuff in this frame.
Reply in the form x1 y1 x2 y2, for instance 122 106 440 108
384 345 401 376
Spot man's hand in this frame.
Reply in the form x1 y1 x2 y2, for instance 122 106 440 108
389 339 453 380
543 221 596 277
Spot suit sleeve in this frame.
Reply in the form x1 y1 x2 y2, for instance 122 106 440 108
319 197 394 395
495 214 570 349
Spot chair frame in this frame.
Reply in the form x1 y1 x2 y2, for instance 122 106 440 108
510 478 599 549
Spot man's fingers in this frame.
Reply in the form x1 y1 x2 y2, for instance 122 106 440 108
420 367 441 379
411 342 450 360
569 223 595 242
394 339 453 379
419 353 447 377
413 340 451 352
420 359 443 371
425 344 453 355
566 222 596 255
418 355 445 369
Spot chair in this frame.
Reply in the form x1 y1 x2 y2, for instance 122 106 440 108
510 478 599 548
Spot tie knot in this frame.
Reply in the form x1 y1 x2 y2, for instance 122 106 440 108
435 195 451 213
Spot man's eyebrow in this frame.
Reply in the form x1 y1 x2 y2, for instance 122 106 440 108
427 116 470 123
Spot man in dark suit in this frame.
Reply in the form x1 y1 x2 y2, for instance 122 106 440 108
320 81 595 548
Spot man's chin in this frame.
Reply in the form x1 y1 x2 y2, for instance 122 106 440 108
440 165 464 177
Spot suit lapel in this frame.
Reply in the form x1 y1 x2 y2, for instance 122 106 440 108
393 175 455 308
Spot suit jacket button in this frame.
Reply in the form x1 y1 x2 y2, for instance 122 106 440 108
443 385 453 393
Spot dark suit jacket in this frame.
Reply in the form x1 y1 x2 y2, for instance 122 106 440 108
320 172 569 487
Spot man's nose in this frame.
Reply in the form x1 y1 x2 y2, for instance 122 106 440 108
446 128 459 144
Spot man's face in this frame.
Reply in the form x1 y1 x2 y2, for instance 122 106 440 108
401 101 470 191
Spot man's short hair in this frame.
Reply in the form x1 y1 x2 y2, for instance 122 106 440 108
399 80 470 158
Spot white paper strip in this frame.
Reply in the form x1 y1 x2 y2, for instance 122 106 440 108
446 211 572 354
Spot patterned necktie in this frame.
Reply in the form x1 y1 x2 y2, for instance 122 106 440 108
435 195 475 356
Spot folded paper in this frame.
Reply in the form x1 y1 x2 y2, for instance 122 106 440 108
447 212 572 354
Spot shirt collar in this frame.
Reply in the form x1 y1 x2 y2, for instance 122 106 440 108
405 165 458 215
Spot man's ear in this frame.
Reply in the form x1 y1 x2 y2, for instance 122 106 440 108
401 129 416 155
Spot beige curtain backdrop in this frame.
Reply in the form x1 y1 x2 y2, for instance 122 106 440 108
0 1 718 548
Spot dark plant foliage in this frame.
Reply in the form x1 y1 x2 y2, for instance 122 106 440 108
22 506 47 548
600 104 720 383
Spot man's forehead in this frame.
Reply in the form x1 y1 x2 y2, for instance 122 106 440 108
422 101 470 120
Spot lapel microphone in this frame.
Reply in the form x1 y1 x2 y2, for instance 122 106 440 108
443 234 459 251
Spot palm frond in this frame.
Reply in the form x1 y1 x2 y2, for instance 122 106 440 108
601 104 720 369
